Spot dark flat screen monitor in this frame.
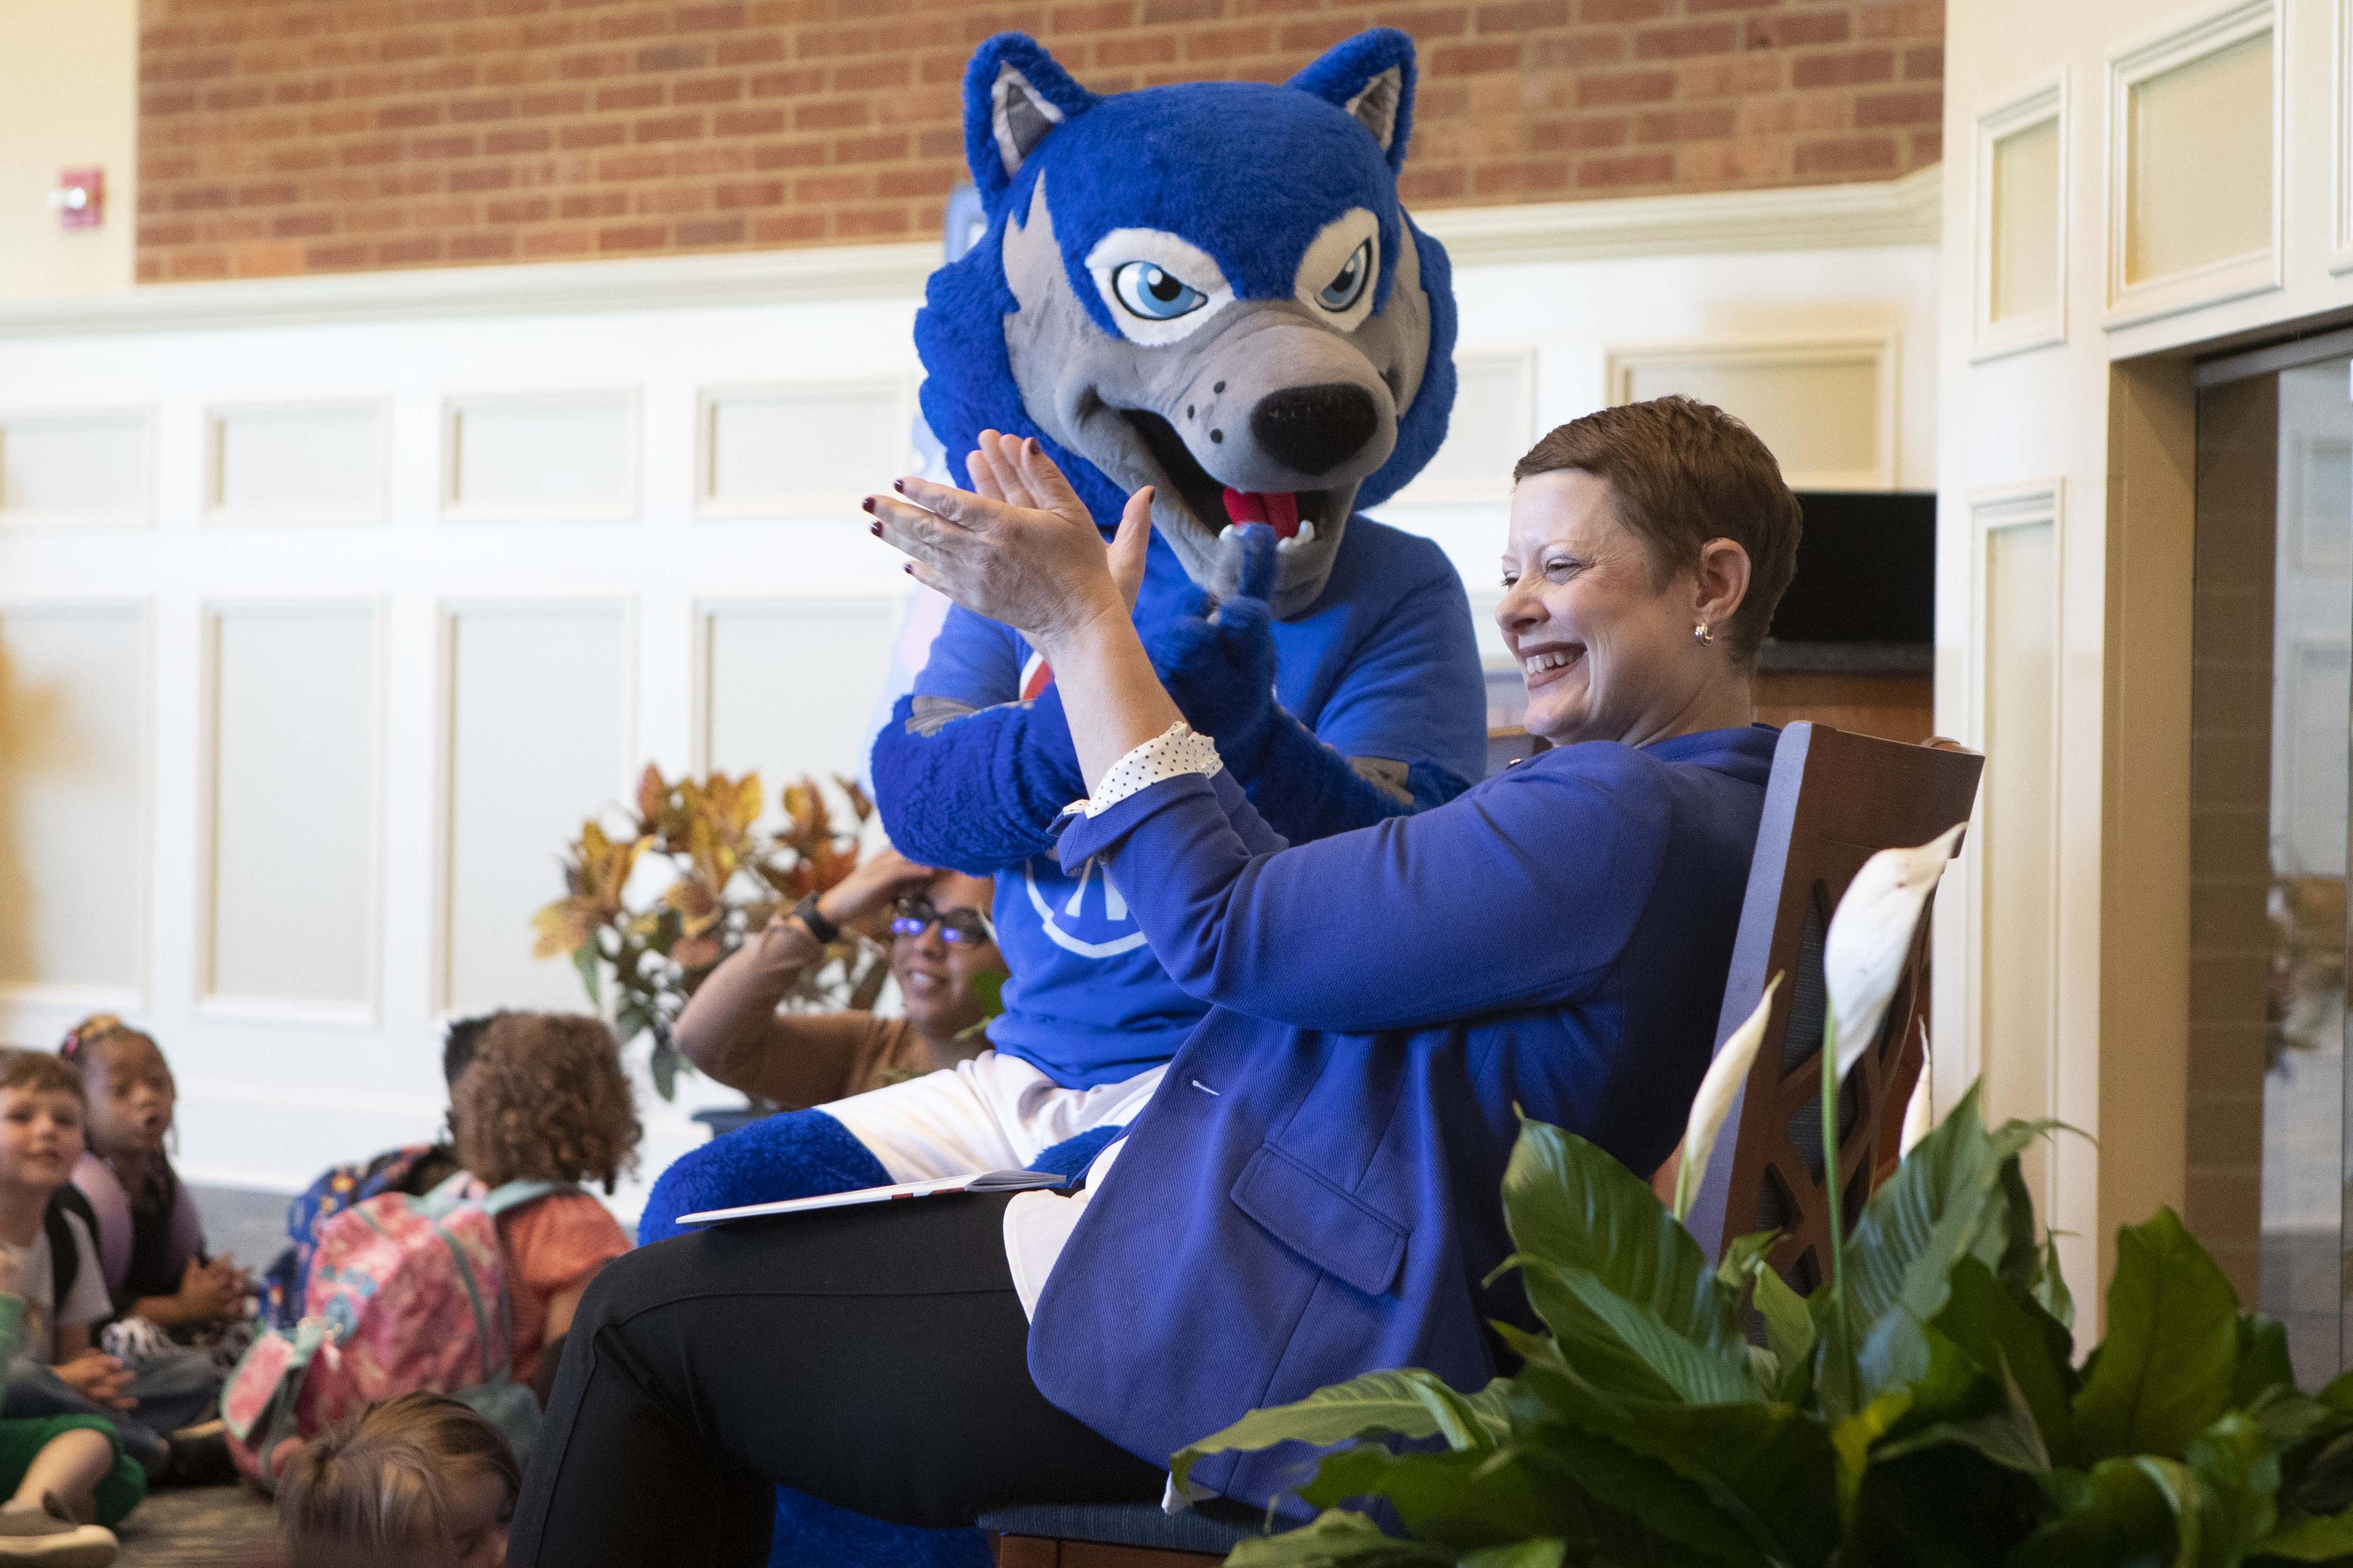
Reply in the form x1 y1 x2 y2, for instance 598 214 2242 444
1766 490 1935 645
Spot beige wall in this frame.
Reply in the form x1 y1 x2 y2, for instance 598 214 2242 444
0 0 137 299
1937 0 2347 1319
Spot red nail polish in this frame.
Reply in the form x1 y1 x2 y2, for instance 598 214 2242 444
892 479 906 493
903 563 913 575
860 496 875 513
870 520 882 537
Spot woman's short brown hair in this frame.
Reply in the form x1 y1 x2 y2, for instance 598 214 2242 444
276 1392 520 1568
449 1013 641 1193
1513 396 1803 667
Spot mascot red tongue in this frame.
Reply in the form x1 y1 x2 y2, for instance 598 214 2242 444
1221 487 1301 539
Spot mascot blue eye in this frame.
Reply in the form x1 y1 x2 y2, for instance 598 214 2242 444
1316 241 1372 312
1112 261 1207 321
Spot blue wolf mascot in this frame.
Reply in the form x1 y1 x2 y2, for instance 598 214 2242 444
638 27 1487 1566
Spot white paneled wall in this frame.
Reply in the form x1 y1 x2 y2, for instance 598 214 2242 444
203 605 381 1016
698 600 899 784
0 603 147 1003
440 603 633 1017
0 181 1937 1218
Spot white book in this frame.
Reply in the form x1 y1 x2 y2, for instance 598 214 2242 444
675 1170 1075 1226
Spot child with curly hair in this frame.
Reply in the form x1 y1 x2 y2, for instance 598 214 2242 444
446 1014 640 1398
276 1392 518 1568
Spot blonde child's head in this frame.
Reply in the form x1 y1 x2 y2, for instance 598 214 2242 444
276 1392 520 1568
58 1015 175 1168
0 1051 85 1196
447 1013 640 1195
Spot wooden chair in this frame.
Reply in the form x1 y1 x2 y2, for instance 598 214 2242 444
985 723 1983 1566
1682 722 1984 1284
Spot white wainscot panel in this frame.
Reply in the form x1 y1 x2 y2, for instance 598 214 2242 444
1610 336 1897 489
443 392 638 522
206 400 386 527
699 600 900 787
0 604 147 1004
441 603 631 1016
698 382 910 519
1388 350 1536 506
1972 75 2066 361
2106 0 2279 325
0 410 149 529
204 606 380 1018
1971 488 2062 1211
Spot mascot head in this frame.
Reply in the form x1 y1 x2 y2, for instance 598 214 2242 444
915 29 1458 619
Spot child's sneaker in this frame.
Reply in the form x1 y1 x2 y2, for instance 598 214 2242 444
0 1494 116 1565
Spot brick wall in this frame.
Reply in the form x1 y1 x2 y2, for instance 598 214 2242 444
135 0 1944 283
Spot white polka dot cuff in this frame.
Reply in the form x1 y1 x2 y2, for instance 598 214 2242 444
1070 721 1225 818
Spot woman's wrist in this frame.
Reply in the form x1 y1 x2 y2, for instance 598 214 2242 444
1031 587 1134 667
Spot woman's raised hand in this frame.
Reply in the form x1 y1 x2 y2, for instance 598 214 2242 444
869 431 1153 647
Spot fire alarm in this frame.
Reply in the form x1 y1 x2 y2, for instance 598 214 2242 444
49 168 103 230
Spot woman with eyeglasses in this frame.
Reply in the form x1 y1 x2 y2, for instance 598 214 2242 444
670 848 1006 1109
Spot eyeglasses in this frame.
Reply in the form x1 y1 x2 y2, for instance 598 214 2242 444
890 898 992 945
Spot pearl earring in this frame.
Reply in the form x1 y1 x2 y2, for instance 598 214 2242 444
1693 622 1715 645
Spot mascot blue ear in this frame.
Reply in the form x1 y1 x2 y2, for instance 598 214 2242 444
1288 28 1418 176
962 34 1100 207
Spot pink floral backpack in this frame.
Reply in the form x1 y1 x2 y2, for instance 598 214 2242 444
221 1173 566 1490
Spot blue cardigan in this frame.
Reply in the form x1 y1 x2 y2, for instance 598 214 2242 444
1027 725 1778 1508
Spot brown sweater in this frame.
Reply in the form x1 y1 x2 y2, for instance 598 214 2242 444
670 918 936 1107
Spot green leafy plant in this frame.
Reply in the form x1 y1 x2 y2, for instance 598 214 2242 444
533 765 889 1099
1177 826 2353 1565
1178 1087 2353 1566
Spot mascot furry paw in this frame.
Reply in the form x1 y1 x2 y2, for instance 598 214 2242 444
638 29 1492 1567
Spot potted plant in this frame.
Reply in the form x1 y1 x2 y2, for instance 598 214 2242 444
1177 840 2353 1566
532 765 889 1104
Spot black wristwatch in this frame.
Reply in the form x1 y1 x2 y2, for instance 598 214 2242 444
791 892 841 946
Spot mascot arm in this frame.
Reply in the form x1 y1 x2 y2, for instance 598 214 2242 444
1146 527 1483 844
871 605 1087 874
870 688 1086 874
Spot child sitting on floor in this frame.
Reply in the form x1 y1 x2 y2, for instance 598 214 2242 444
276 1392 516 1568
0 1052 222 1487
445 1014 638 1400
58 1017 248 1355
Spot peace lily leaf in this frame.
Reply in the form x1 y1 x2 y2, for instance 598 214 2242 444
2186 1411 2282 1566
1516 1260 1758 1406
1837 1083 2028 1348
1169 1371 1510 1497
1674 976 1780 1222
2034 1232 2077 1335
2072 1207 2240 1463
1456 1544 1566 1568
2235 1316 2298 1407
1498 1117 1748 1376
2011 1457 2185 1568
1299 1446 1570 1549
2288 1436 2353 1525
1823 825 1963 1083
1223 1509 1453 1567
1933 1256 2074 1449
2252 1509 2353 1561
1718 1232 1815 1383
1509 1351 1837 1566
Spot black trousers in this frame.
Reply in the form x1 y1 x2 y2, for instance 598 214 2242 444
509 1192 1164 1566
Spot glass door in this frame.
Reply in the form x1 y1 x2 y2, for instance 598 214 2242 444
2193 348 2353 1385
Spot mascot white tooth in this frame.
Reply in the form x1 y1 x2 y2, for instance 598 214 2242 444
635 30 1485 1567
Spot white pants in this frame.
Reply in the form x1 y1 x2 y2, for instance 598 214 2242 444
824 1049 1164 1183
